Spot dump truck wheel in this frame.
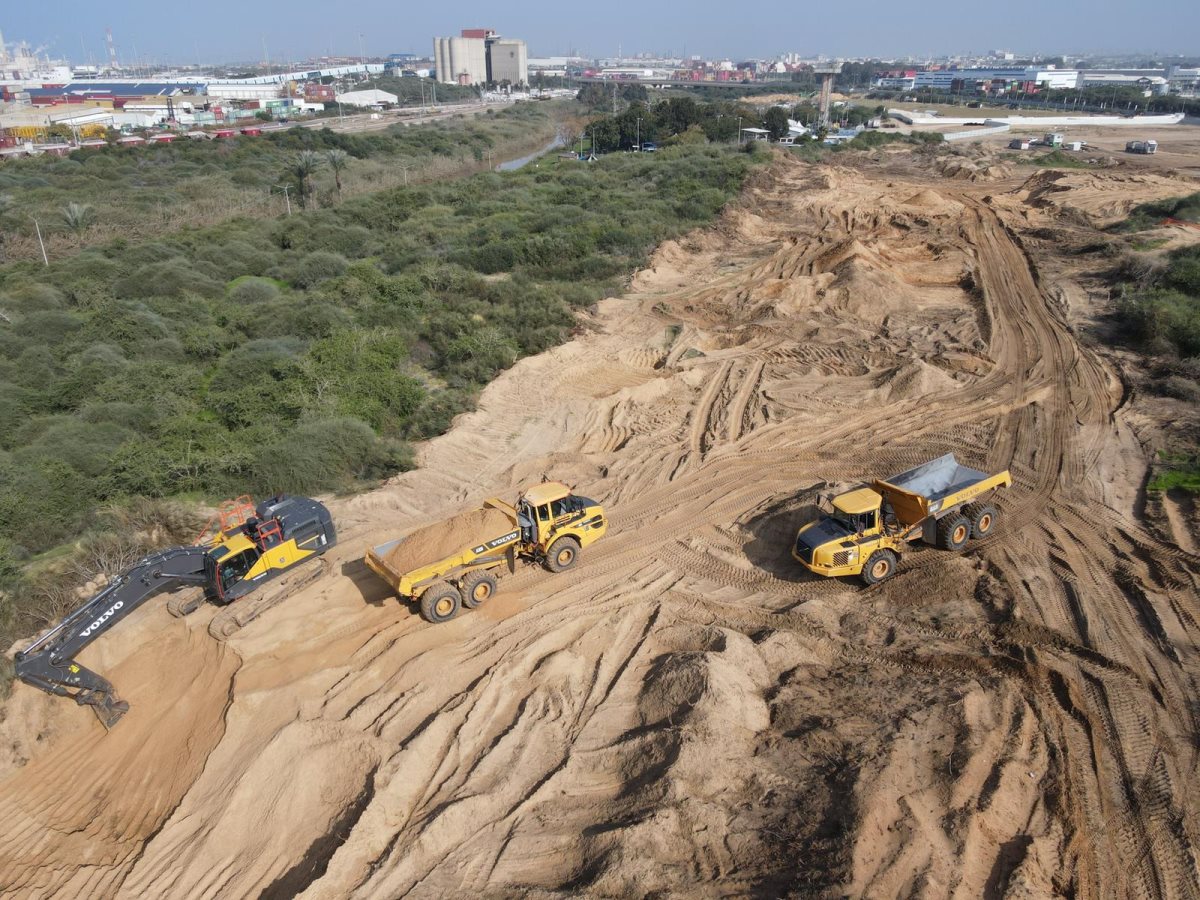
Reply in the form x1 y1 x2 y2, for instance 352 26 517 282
967 504 998 539
545 537 581 573
461 571 498 609
861 550 898 585
420 583 461 623
938 514 971 551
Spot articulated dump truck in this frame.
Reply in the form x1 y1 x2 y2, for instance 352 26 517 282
793 454 1011 585
366 481 607 623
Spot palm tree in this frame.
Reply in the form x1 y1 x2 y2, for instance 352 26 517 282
287 151 324 209
62 201 95 246
325 149 349 200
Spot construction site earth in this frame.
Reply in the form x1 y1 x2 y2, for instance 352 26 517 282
2 132 1200 898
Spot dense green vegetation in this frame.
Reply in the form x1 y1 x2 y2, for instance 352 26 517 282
581 95 762 150
0 143 758 576
0 102 560 259
1148 451 1200 493
1116 244 1200 357
1110 200 1200 494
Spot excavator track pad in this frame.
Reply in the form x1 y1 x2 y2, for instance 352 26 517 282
166 586 208 619
208 556 331 641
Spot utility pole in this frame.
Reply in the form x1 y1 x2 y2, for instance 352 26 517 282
636 116 641 151
398 164 412 186
275 184 291 215
736 115 742 144
32 218 49 266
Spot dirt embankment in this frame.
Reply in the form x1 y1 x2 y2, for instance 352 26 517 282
2 149 1199 898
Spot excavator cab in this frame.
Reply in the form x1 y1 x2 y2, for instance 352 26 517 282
215 547 262 599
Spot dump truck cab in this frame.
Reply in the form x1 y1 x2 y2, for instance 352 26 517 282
794 488 886 577
515 481 607 553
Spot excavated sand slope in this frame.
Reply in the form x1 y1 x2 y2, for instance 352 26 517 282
2 155 1200 898
383 508 515 573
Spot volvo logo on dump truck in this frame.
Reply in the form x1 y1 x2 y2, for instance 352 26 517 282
793 454 1011 586
472 531 521 554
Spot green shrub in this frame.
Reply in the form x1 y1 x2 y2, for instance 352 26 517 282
229 276 281 304
287 251 348 288
250 417 412 492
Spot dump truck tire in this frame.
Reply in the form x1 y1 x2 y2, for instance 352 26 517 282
461 571 498 609
545 536 581 573
938 514 971 551
861 550 898 585
966 504 998 539
420 583 462 623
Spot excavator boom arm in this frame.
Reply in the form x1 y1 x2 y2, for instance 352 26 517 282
13 546 211 727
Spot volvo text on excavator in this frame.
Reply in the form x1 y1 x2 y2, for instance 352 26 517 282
13 495 336 728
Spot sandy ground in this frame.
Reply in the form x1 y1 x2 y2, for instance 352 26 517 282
2 147 1200 898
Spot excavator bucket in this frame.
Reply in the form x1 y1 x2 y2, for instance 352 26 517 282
80 690 130 730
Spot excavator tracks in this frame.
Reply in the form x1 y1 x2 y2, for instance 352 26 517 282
208 556 332 641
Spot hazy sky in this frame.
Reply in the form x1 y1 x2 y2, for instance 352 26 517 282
4 1 1197 65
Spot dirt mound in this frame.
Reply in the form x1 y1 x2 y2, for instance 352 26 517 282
384 507 513 572
902 188 964 213
934 155 1015 182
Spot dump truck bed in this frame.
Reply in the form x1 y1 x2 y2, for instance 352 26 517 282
364 500 521 596
873 453 1011 526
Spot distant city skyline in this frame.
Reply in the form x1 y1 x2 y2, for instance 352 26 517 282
3 1 1197 66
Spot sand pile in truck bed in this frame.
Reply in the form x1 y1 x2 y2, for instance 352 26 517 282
384 507 514 572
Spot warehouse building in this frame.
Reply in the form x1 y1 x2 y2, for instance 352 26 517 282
334 88 398 109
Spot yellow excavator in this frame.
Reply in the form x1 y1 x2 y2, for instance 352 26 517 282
793 454 1011 585
14 495 336 727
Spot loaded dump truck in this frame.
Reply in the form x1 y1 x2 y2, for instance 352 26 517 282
793 454 1011 585
366 481 607 623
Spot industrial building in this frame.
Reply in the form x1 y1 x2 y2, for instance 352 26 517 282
433 30 527 86
912 67 1081 92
